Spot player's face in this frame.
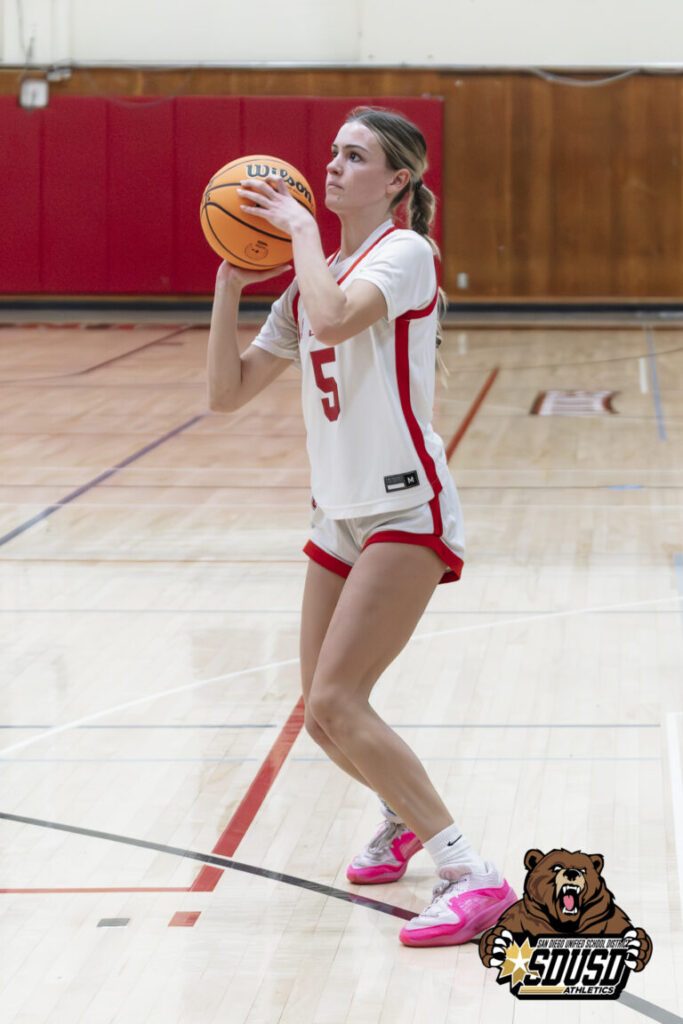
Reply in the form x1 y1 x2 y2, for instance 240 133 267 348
325 122 401 213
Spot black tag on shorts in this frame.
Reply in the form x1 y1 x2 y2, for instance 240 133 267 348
384 470 420 493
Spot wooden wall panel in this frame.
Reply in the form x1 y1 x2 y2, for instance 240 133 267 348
1 66 682 301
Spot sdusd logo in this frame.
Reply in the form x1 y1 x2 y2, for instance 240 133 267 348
479 848 652 999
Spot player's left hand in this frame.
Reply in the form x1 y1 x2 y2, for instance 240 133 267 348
238 176 314 235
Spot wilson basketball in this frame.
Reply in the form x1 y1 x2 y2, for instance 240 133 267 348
200 154 316 270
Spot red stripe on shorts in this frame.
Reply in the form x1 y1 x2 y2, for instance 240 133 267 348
362 530 463 583
303 539 352 579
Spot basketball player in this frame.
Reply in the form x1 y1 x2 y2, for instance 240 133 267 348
206 107 516 946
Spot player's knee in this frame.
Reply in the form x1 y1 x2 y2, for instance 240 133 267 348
303 703 330 747
307 686 350 743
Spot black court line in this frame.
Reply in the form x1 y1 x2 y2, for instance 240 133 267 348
75 331 188 375
0 811 680 1022
0 327 190 385
0 811 412 921
619 994 683 1024
0 413 207 549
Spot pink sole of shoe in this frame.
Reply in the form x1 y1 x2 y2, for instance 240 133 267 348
346 838 423 885
398 884 518 947
346 864 408 884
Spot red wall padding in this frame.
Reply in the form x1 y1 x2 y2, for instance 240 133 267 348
42 97 109 293
0 95 443 296
1 102 42 292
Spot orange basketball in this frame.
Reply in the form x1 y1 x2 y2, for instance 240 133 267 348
200 154 316 270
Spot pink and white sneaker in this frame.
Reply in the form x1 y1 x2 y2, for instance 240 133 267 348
346 820 422 884
399 863 517 946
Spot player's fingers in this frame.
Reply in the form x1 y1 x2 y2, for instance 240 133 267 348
238 179 274 200
239 203 271 218
268 176 289 194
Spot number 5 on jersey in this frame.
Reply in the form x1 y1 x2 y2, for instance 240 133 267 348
310 349 341 422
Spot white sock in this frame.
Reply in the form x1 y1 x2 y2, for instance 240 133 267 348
379 797 403 825
423 823 487 880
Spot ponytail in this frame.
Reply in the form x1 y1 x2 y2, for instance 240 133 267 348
409 181 447 348
408 180 437 254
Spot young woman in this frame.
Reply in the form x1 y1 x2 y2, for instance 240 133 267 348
207 107 516 946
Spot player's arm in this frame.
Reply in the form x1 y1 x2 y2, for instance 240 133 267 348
238 178 388 345
207 262 290 413
290 219 388 344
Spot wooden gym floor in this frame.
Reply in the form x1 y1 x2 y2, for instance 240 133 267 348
0 313 681 1023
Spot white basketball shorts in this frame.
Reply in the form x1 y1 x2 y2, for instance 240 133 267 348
303 474 465 585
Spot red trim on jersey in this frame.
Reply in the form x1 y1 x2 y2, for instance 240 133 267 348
393 294 442 497
336 227 398 285
292 290 300 340
362 530 463 584
400 287 439 321
303 539 352 579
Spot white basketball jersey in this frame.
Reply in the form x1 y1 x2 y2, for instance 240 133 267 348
252 219 453 519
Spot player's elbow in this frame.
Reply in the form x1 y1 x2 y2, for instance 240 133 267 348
310 294 351 345
314 323 347 346
208 387 241 413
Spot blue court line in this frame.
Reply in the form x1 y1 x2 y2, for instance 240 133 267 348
290 756 660 763
0 722 660 730
0 756 661 764
646 329 667 440
3 607 681 615
0 413 207 549
0 758 262 764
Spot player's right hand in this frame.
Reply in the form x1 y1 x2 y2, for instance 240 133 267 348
216 260 292 291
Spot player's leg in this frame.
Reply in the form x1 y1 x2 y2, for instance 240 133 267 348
300 557 369 787
307 541 516 944
306 541 453 839
300 555 425 883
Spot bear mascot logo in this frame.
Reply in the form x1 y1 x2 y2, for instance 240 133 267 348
479 848 652 999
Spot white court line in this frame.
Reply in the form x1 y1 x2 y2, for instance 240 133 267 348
4 502 683 513
665 713 683 916
0 592 680 759
413 593 683 643
0 659 299 757
639 357 649 394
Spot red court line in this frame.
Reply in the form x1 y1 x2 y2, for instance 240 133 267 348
445 367 500 462
190 697 305 892
0 887 189 894
169 910 201 927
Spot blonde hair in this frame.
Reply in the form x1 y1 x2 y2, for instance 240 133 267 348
346 106 447 345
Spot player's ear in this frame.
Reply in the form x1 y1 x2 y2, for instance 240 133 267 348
525 848 544 870
387 168 410 197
